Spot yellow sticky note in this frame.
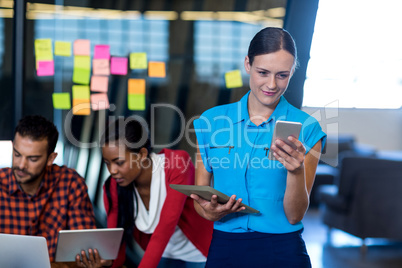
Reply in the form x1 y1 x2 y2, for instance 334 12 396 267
73 99 91 115
130 53 147 69
73 39 90 56
225 70 243 89
35 39 53 61
91 76 109 92
74 56 91 70
148 62 166 78
128 79 146 95
55 41 71 57
72 85 90 100
73 68 91 85
52 93 71 109
128 94 146 111
93 59 110 76
91 93 110 111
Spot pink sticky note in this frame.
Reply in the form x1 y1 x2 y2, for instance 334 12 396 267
91 76 109 93
110 57 128 75
73 39 90 56
93 59 110 76
37 61 54 76
91 93 110 111
94 45 110 59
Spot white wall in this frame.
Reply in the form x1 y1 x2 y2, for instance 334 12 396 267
302 107 402 151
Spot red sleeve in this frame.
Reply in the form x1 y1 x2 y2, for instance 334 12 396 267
103 179 126 268
138 149 194 268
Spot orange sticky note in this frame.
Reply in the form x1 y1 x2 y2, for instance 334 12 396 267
91 76 109 92
128 79 146 95
72 99 91 115
93 59 110 76
91 93 110 111
73 39 90 56
148 62 166 78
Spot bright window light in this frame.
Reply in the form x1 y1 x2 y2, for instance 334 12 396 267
0 141 12 168
304 0 402 109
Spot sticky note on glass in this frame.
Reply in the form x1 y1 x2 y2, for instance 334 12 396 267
73 68 91 85
128 94 145 111
55 41 71 57
94 45 110 60
93 59 110 76
35 39 53 61
110 57 128 75
73 39 90 56
91 93 110 111
91 76 109 93
128 79 146 95
52 93 71 109
148 62 166 78
73 56 91 84
72 85 90 100
74 56 91 70
225 70 243 89
37 61 54 76
73 99 91 115
130 53 147 69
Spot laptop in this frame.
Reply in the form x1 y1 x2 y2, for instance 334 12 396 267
55 228 124 262
0 233 51 268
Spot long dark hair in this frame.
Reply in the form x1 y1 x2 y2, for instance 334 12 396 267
248 27 297 67
101 117 151 246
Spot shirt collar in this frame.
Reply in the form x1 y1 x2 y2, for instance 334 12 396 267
9 167 48 196
233 90 289 125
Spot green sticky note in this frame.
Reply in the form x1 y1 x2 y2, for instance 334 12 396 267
130 52 148 69
74 55 91 70
73 68 91 85
128 94 145 111
225 70 243 89
72 85 90 100
55 41 71 57
52 93 71 109
35 39 53 61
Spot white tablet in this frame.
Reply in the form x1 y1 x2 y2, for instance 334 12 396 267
0 233 51 268
55 228 124 262
170 184 260 214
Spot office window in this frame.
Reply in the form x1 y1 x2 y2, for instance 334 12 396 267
194 21 262 84
304 0 402 109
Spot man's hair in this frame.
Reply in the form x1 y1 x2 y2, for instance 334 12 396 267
15 115 59 156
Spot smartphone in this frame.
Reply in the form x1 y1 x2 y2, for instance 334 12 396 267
268 120 302 160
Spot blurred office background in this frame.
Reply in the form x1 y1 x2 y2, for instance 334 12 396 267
1 0 402 267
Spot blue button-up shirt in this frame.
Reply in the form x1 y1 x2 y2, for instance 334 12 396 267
194 91 326 234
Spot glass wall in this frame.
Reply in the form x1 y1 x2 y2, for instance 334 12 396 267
5 0 288 215
0 0 14 141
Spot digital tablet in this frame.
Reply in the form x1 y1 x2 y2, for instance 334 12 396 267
170 184 260 214
268 120 302 160
0 233 51 268
55 228 124 262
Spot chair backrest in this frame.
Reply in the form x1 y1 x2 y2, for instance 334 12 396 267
351 167 402 239
337 156 402 198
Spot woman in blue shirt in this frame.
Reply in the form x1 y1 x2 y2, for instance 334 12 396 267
192 27 326 267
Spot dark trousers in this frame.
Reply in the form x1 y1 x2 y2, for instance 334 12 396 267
206 229 311 268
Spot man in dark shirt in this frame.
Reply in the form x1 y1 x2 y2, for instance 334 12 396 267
0 115 96 266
